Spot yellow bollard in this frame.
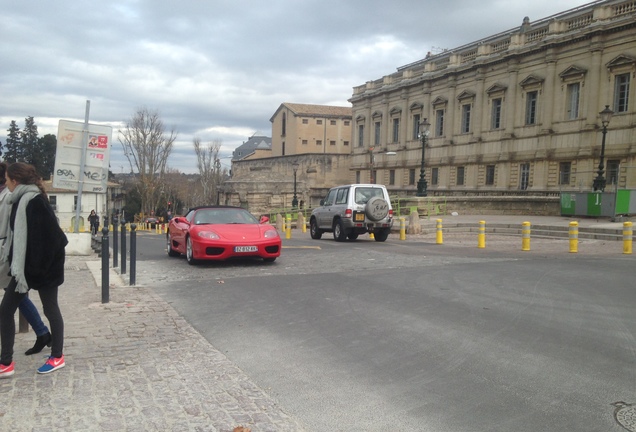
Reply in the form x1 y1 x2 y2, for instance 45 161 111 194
569 221 578 253
286 215 292 239
436 219 443 245
399 217 406 240
477 220 486 249
369 231 375 240
521 221 531 251
623 221 633 255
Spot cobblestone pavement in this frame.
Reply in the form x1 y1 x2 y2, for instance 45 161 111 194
0 255 306 432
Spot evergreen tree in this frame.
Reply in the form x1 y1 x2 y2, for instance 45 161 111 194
38 134 57 180
4 121 21 163
22 116 39 166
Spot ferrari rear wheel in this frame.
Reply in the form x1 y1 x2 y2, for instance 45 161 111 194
186 236 197 265
166 233 179 257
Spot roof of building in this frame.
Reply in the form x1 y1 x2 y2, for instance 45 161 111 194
232 135 272 160
270 103 352 122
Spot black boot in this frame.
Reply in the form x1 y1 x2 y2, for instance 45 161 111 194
25 332 52 356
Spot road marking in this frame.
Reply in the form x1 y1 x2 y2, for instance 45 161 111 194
282 246 321 249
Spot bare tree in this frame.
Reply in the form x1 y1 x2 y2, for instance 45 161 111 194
193 137 222 204
119 107 176 215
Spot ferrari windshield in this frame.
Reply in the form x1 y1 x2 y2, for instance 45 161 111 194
192 208 259 225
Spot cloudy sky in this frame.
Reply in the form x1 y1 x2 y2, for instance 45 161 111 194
2 0 591 174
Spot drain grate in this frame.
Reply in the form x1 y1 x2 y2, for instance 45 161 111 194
613 402 636 431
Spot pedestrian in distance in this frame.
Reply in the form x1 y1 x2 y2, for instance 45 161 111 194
0 162 68 378
0 162 53 359
88 209 99 235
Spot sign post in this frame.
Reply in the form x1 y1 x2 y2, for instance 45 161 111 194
53 101 112 232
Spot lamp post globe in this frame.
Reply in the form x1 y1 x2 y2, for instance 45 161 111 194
291 162 299 208
592 105 614 192
416 118 431 197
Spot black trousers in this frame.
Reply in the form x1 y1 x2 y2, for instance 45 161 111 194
0 279 63 364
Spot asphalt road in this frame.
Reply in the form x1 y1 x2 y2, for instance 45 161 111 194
132 231 636 432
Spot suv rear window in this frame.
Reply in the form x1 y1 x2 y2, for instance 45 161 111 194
354 187 384 205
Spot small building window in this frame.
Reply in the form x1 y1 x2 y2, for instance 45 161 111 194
317 119 323 125
525 91 538 125
461 104 471 133
607 160 620 185
302 118 308 124
412 114 421 140
316 140 322 146
409 169 415 185
567 83 580 120
282 113 286 136
485 165 495 185
491 98 502 130
614 73 630 113
343 141 349 146
374 121 381 146
302 140 308 145
344 120 350 126
330 120 336 125
432 168 439 186
520 163 530 190
435 109 445 137
457 166 465 186
559 162 571 185
392 118 400 143
356 171 361 183
330 140 336 146
389 169 395 185
358 125 364 147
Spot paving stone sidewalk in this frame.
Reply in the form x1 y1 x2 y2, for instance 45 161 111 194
0 255 306 432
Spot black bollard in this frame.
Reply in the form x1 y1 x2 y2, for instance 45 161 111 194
120 220 127 275
130 224 137 286
101 227 109 304
112 217 118 268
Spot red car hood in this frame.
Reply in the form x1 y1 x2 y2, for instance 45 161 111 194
202 224 273 241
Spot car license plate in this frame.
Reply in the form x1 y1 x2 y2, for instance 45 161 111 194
354 213 365 222
234 246 258 253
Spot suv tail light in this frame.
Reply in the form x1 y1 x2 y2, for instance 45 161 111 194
344 209 352 219
389 209 394 218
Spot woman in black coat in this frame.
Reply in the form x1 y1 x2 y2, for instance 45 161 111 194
0 163 68 377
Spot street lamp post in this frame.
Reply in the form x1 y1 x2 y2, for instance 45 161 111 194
592 105 614 192
291 162 299 208
417 118 431 197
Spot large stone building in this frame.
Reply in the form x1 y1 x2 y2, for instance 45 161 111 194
349 0 636 196
219 103 353 211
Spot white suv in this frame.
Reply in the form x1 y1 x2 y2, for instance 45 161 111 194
310 184 394 242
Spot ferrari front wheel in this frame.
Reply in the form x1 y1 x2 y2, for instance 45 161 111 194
186 236 198 265
166 233 179 257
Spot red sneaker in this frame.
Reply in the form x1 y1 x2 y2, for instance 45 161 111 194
0 362 15 378
37 355 65 374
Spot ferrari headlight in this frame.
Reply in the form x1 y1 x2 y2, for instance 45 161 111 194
198 231 220 239
263 229 279 238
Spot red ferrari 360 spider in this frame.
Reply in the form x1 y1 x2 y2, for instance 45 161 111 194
166 206 281 265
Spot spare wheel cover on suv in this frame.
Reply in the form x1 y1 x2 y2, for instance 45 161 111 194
365 196 389 221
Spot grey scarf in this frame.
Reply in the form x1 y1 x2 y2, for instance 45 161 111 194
3 184 40 293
